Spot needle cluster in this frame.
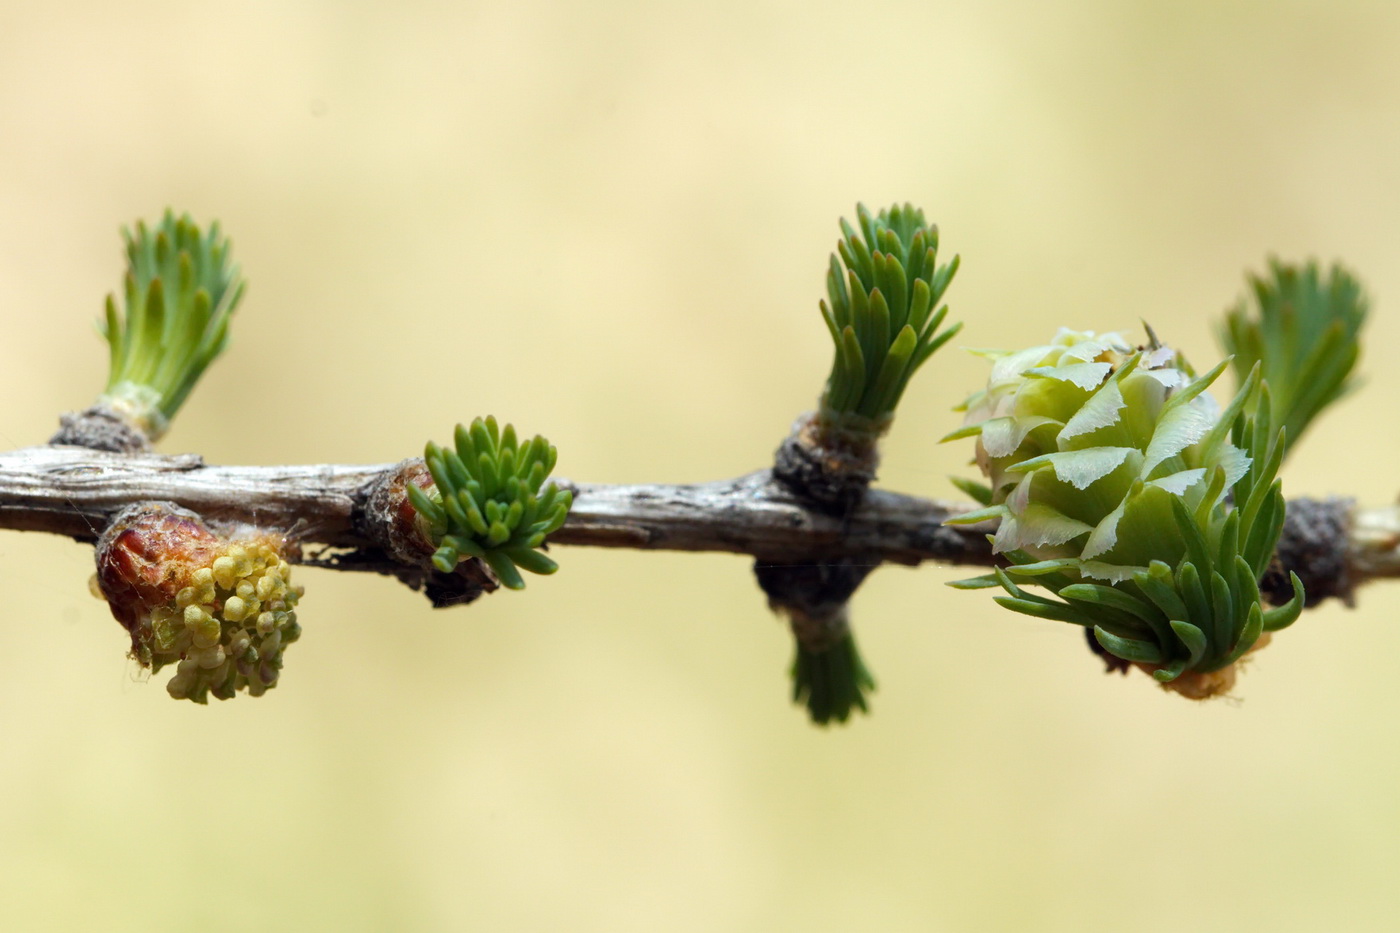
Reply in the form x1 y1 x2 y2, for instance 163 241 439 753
817 203 961 435
97 210 246 439
407 417 572 590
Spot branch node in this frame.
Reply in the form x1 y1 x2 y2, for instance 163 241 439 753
360 457 502 606
1261 496 1355 607
50 406 152 453
771 413 879 515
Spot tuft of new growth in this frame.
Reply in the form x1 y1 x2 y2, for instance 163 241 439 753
944 329 1303 698
767 203 960 724
1219 259 1366 455
793 635 874 725
407 417 572 590
96 210 246 440
817 202 961 439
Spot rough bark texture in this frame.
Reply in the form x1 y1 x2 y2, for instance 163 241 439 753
770 413 880 516
1260 496 1355 607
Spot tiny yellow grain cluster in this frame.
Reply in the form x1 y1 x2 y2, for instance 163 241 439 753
150 537 303 702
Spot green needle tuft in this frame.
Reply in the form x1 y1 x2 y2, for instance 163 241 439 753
409 417 571 590
1219 259 1366 456
97 210 246 439
817 203 961 437
791 631 875 726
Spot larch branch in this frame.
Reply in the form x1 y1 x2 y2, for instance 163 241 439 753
1 445 1395 598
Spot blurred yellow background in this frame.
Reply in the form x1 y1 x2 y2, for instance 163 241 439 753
2 1 1399 930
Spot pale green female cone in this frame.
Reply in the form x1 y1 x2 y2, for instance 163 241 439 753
52 210 246 451
774 203 961 511
944 328 1304 698
405 417 572 590
1220 259 1366 456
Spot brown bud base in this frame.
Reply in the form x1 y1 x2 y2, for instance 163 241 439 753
50 405 152 453
1260 497 1354 608
783 605 849 653
94 503 304 703
363 459 439 565
361 459 499 602
771 412 885 516
754 558 878 724
1132 633 1273 701
753 558 876 629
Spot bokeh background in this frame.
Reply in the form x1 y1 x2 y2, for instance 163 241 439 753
2 1 1399 930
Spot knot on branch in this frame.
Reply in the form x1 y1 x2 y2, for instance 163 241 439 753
1261 496 1355 608
771 414 879 516
359 457 500 608
754 557 879 725
753 557 876 644
50 406 151 453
